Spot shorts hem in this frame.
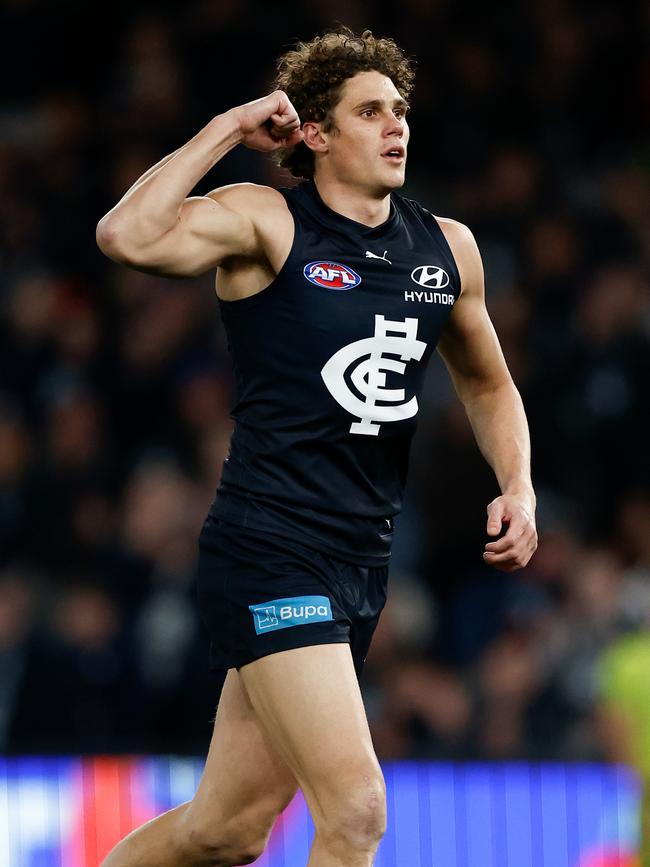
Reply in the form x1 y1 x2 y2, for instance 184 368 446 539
209 635 352 672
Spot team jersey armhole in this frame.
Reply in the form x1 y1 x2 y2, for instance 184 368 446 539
420 208 463 300
218 199 300 311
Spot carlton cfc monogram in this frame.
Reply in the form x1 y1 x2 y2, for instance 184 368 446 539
320 315 427 436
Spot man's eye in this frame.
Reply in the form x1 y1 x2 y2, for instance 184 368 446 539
362 109 376 117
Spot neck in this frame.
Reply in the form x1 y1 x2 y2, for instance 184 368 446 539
312 174 391 227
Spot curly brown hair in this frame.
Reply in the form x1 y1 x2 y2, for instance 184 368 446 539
274 28 415 179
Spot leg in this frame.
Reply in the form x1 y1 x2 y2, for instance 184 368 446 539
239 643 387 867
101 669 298 867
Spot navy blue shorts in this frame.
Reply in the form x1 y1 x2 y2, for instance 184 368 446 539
197 515 389 678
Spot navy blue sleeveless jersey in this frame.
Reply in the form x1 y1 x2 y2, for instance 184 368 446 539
210 180 461 565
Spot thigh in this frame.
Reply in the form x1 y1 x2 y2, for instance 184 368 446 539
238 643 384 826
184 668 298 834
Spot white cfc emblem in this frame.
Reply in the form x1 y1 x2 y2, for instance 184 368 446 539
320 315 427 436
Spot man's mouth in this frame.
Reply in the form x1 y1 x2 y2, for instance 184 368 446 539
381 145 405 162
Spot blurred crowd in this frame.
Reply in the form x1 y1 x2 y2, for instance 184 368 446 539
1 0 649 775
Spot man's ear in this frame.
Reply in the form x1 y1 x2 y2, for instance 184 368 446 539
302 121 329 155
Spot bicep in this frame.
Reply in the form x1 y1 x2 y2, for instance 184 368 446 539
128 193 258 278
438 295 509 389
436 223 511 395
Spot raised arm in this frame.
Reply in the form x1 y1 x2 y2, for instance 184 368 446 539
437 219 537 572
95 92 303 277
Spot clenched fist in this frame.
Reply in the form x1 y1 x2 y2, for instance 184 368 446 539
483 493 537 572
231 91 304 152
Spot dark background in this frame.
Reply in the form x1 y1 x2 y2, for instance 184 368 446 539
0 0 649 763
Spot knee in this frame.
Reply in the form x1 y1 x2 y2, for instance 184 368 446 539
183 824 266 867
317 769 387 854
181 784 297 867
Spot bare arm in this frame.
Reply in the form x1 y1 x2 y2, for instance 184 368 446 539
437 219 537 571
95 92 303 277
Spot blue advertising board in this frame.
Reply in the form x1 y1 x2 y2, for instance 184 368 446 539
0 757 640 866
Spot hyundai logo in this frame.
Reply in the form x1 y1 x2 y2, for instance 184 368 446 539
410 265 450 289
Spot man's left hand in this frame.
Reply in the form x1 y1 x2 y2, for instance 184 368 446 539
483 494 537 572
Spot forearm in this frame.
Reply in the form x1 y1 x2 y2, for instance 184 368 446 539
120 146 184 197
97 111 243 249
462 380 535 510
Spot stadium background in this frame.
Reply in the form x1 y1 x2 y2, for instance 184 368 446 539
0 0 649 863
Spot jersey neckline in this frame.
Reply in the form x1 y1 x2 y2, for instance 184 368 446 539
303 179 400 240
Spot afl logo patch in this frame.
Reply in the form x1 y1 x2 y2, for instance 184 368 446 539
303 261 362 291
411 265 449 289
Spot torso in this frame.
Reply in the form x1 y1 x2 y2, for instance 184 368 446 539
209 179 463 564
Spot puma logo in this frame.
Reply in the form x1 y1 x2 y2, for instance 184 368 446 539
365 250 392 265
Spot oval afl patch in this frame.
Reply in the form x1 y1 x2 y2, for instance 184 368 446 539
303 261 362 291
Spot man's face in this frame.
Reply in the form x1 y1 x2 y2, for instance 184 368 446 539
317 70 410 194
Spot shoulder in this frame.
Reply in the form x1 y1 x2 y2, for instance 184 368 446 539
420 214 477 257
431 216 484 297
206 182 293 249
396 197 480 258
433 215 475 245
205 182 289 217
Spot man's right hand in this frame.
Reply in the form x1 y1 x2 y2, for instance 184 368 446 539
232 91 304 152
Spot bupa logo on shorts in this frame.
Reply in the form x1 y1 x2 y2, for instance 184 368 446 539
249 595 333 635
303 261 362 291
410 265 450 289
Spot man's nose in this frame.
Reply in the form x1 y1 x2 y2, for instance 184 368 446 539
384 115 404 137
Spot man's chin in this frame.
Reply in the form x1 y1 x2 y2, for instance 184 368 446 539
380 169 406 193
356 166 406 197
383 162 407 188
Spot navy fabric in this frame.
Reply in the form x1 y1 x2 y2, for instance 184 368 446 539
197 515 389 676
211 180 460 564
